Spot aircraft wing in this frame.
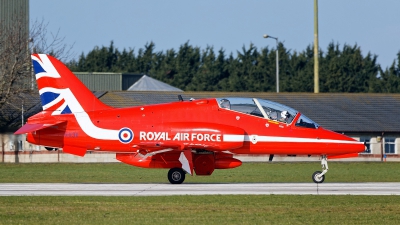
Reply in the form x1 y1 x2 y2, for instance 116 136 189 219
118 122 245 175
328 153 359 159
14 121 66 134
132 142 185 151
132 141 238 152
127 143 196 175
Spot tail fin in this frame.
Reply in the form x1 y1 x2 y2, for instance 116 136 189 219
31 54 112 114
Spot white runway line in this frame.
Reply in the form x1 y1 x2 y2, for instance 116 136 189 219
0 183 399 196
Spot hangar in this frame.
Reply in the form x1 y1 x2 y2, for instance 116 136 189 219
73 73 182 92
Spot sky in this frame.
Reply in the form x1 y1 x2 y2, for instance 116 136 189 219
31 0 400 69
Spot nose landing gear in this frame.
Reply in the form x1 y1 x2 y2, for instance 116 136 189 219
312 155 328 183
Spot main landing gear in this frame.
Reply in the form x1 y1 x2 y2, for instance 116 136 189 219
312 155 328 183
168 168 186 184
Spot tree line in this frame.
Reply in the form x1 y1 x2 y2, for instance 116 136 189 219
67 41 399 93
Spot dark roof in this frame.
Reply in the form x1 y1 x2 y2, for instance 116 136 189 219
99 92 400 133
0 91 41 131
4 91 400 133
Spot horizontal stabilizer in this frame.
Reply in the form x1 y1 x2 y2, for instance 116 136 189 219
14 121 66 134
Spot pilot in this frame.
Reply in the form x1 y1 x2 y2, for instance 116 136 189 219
220 99 230 109
279 111 290 122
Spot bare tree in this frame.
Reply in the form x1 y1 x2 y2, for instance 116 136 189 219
0 12 73 130
30 19 74 62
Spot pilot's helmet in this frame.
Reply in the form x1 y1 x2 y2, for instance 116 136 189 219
281 111 289 119
220 99 230 109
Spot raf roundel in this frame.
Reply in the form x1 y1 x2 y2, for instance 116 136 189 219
118 128 134 144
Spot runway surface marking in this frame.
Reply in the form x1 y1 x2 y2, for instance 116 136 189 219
1 183 399 196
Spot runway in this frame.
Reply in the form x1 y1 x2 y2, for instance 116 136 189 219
0 183 399 196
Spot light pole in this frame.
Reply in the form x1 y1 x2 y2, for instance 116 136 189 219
263 34 279 93
314 0 319 93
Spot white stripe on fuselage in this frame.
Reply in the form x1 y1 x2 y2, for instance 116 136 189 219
223 134 360 144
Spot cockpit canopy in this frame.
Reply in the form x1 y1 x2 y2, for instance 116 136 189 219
217 97 319 128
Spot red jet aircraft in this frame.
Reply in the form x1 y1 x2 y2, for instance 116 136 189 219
15 54 365 184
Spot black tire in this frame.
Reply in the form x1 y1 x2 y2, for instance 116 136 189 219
312 171 325 183
45 147 55 151
168 168 185 184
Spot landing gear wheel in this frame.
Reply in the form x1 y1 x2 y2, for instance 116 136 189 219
168 168 185 184
312 171 325 183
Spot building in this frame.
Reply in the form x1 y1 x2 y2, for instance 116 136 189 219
74 73 182 91
99 91 400 161
0 0 29 32
74 72 143 91
127 75 183 92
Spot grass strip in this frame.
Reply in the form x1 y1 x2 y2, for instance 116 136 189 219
0 195 400 225
0 162 399 183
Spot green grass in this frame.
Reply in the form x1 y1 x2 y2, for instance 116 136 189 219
1 195 400 225
1 162 400 224
0 162 399 183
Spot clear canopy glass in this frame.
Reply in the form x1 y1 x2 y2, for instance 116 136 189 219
217 97 319 128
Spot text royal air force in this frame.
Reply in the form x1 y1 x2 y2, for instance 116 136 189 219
139 132 222 142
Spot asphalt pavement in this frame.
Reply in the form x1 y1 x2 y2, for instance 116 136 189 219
0 183 399 196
